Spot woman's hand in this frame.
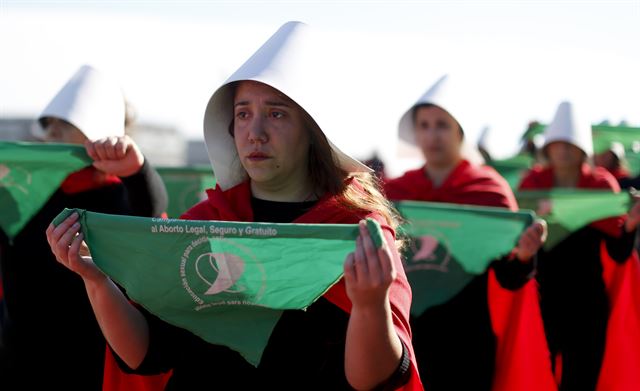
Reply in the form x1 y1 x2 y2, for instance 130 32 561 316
85 135 144 177
46 212 105 283
343 220 404 390
513 219 547 263
344 220 397 310
47 212 150 369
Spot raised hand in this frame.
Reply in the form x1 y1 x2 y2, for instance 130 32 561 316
513 219 548 263
85 135 144 177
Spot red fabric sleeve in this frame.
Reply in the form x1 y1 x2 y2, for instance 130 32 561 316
487 269 557 391
596 242 640 391
518 166 553 191
477 166 519 211
102 348 171 391
585 167 621 191
384 169 425 201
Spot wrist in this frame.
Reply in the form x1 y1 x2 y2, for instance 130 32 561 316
516 251 533 263
350 296 391 319
83 273 110 293
625 219 636 233
120 156 146 178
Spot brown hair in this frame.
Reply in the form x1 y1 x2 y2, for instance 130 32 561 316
305 113 405 238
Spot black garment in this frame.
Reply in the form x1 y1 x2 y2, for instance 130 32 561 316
618 174 640 190
0 161 167 390
412 256 534 391
537 225 635 391
253 197 411 389
118 196 410 390
614 177 640 252
250 196 318 223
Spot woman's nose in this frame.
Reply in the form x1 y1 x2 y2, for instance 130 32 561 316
247 116 268 143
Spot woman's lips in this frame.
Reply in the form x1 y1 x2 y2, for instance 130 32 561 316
247 152 270 161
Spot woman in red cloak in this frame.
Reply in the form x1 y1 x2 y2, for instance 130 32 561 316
47 22 422 390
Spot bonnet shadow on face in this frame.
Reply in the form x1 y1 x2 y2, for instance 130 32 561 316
412 104 464 166
227 81 311 190
544 141 587 168
226 81 345 197
41 117 88 145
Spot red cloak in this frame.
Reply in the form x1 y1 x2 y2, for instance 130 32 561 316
384 160 518 211
386 160 556 391
60 166 122 194
518 163 624 237
596 242 640 391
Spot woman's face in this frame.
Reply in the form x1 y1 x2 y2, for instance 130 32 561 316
546 141 585 170
43 118 87 144
233 81 310 188
413 105 463 168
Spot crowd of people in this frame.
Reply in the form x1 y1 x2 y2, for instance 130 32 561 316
1 21 638 391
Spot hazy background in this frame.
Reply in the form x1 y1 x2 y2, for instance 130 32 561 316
2 0 638 176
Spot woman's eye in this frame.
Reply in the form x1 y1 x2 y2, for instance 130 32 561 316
271 111 284 119
236 111 248 119
436 121 450 130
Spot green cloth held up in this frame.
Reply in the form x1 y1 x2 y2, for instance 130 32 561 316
487 154 534 190
156 166 216 218
515 189 630 249
395 201 534 317
0 141 92 240
52 208 385 366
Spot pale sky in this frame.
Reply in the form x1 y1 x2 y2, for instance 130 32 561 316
1 0 639 177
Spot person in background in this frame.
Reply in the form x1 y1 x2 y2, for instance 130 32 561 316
594 141 631 184
518 101 640 391
0 64 167 390
385 75 553 391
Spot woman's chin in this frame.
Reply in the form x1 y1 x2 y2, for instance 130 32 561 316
245 170 277 184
